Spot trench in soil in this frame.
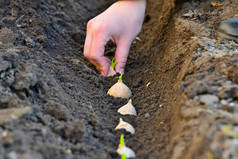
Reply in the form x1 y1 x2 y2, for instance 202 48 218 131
118 1 198 159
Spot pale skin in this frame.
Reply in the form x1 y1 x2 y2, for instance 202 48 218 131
83 0 146 76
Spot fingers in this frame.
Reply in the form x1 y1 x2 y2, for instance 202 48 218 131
84 21 110 76
89 34 110 76
84 23 132 76
115 39 132 74
83 27 92 58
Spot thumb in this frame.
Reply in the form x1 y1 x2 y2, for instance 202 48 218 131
115 39 132 74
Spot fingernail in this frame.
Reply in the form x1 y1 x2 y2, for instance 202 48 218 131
101 70 106 76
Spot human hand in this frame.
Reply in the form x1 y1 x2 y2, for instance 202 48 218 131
84 0 146 76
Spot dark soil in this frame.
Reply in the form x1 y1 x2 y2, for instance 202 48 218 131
0 0 238 159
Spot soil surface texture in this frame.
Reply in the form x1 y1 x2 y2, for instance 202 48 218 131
0 0 238 159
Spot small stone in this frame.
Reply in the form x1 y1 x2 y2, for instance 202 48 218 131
182 10 194 18
20 151 43 159
45 101 70 121
0 88 12 107
41 128 47 136
0 59 11 72
218 17 238 40
221 100 228 105
64 121 85 141
229 103 235 107
144 113 150 118
66 149 72 154
2 131 8 137
24 37 35 48
0 107 32 125
13 64 38 90
199 94 219 106
7 151 18 159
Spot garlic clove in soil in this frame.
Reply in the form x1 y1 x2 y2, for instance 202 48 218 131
117 145 136 158
107 66 117 77
107 75 132 99
115 118 135 134
118 99 137 116
107 58 117 77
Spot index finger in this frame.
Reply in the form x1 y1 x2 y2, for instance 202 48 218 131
89 34 110 76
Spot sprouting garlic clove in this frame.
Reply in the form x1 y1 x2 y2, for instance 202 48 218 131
107 80 132 99
117 145 136 158
107 66 116 77
115 118 135 134
118 99 137 116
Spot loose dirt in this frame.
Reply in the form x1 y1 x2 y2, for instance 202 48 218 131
0 0 238 159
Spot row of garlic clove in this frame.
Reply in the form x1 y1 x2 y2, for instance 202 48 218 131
115 100 137 134
107 74 137 158
115 101 136 158
107 78 136 133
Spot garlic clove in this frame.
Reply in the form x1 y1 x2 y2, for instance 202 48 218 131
118 99 137 116
117 145 136 158
115 118 135 134
107 80 132 99
107 66 116 77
